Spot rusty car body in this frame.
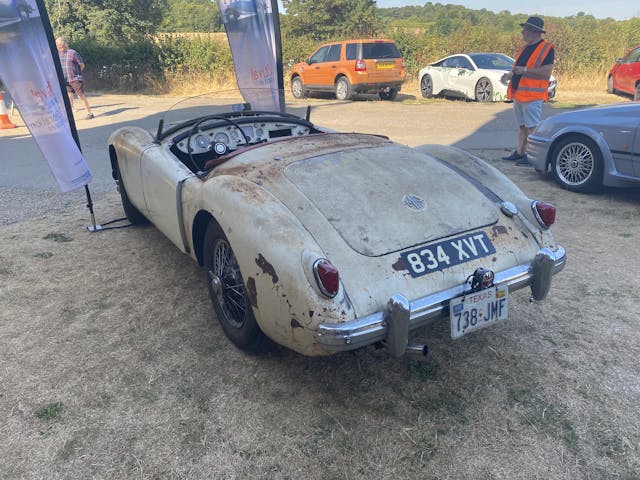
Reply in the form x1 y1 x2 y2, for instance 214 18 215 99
108 91 566 357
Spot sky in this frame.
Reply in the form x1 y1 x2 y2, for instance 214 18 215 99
375 0 640 21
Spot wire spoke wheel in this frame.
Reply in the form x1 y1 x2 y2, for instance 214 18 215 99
204 221 264 351
211 238 248 329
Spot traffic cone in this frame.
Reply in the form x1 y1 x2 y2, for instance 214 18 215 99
0 92 17 129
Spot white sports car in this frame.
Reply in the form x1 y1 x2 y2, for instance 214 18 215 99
418 52 557 103
108 89 566 358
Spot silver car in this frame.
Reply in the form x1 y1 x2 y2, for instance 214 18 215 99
527 103 640 192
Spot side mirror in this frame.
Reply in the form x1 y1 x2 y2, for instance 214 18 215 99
306 58 313 65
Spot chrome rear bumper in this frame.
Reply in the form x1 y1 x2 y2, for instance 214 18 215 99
316 246 566 356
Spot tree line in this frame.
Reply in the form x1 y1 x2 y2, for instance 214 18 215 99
44 0 640 92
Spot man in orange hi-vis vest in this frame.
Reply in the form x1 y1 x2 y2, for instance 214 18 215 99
501 16 555 166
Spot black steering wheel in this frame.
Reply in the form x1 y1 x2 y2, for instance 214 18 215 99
186 115 251 172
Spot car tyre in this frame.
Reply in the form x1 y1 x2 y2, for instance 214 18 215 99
378 89 398 101
420 74 434 98
291 76 305 99
114 159 148 225
607 75 615 94
335 77 352 101
551 135 603 193
204 221 265 352
475 77 493 102
635 83 640 101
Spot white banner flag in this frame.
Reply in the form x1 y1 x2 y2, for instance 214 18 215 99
217 0 284 111
0 0 92 193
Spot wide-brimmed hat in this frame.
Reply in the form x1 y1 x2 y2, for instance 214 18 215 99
519 16 545 33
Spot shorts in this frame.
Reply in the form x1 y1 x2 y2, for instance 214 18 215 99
66 80 85 97
513 99 543 129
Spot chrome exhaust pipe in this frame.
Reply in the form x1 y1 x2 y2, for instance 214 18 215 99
405 343 429 358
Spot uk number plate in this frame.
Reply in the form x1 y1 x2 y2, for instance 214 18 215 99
400 231 496 278
449 285 508 339
376 62 394 69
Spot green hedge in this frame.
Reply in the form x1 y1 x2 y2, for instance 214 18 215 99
76 17 640 92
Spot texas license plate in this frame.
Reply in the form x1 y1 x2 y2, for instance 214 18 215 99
449 285 508 339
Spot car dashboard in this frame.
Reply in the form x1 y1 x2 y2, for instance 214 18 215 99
167 114 321 173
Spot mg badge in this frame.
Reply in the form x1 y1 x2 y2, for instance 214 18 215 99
403 194 426 211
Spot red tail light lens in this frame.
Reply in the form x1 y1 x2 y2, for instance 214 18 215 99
532 201 556 228
313 259 339 298
355 60 366 72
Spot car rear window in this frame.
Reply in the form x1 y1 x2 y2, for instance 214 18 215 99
362 42 401 60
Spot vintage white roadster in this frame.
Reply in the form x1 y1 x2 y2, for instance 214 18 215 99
108 91 566 357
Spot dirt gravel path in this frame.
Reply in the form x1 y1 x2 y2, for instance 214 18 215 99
1 92 520 225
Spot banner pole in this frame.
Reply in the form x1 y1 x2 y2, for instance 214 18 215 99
270 0 285 112
34 0 100 232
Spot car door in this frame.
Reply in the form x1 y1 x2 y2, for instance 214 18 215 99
600 110 640 178
140 146 196 252
305 45 332 89
320 44 342 86
444 56 473 94
617 47 640 93
633 120 640 178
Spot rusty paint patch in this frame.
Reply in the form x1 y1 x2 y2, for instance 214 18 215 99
392 257 407 271
291 318 303 329
255 253 279 283
246 277 257 308
492 225 509 237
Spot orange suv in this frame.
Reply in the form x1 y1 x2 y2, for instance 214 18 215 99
290 39 406 101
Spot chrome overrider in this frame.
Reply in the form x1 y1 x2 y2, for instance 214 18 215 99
316 246 566 357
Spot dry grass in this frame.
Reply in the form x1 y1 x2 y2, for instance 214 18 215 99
1 93 639 479
158 71 619 105
161 74 238 96
400 71 621 107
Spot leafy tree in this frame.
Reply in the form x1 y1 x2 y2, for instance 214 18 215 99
281 0 382 40
161 0 222 32
45 0 167 45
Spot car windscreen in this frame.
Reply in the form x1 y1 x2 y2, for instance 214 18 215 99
362 42 401 59
469 53 514 70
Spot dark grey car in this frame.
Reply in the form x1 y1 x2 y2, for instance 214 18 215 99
527 103 640 192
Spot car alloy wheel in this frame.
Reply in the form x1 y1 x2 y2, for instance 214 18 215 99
335 77 352 101
475 77 493 102
551 135 603 192
420 74 433 98
607 75 615 94
291 77 304 99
